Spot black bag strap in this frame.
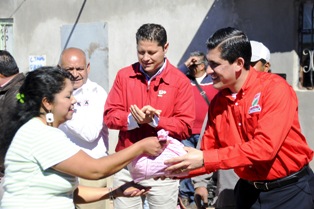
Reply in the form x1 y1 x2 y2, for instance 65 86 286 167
192 77 211 106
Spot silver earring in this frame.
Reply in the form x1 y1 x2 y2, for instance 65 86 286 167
46 111 54 126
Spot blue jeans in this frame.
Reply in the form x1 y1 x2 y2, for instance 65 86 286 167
179 134 200 203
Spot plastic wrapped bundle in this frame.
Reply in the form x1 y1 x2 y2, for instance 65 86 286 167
128 129 187 183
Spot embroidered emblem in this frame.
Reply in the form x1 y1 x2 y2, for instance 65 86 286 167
76 100 89 106
157 90 166 97
248 93 262 114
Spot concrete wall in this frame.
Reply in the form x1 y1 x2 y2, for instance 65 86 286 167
1 0 314 166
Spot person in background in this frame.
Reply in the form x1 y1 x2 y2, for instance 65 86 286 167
0 50 25 199
250 40 271 72
104 23 195 209
58 47 110 209
165 27 314 209
192 40 273 209
177 51 218 209
0 66 165 209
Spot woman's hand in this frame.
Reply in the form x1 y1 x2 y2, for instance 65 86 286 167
114 181 151 197
136 136 167 157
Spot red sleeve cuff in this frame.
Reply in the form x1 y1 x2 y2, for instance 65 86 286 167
202 149 219 172
187 166 207 178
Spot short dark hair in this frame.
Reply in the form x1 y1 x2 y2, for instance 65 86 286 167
206 27 251 70
0 50 19 76
136 23 167 48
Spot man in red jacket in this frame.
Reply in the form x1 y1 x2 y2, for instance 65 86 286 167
165 27 314 209
104 23 195 209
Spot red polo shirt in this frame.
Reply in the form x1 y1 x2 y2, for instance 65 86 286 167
190 68 313 181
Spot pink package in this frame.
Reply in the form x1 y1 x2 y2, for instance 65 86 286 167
127 129 187 183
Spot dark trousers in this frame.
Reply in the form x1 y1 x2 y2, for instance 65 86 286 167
234 167 314 209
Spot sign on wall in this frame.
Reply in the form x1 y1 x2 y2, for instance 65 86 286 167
29 55 46 71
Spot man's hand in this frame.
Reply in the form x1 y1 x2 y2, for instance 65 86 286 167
164 147 204 176
130 104 161 125
194 186 209 209
141 105 162 117
184 56 199 68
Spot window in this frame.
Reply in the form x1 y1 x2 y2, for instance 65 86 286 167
0 18 13 51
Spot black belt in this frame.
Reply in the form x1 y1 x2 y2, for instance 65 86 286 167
247 165 309 191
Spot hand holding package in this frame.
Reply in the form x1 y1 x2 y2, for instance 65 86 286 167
128 129 187 183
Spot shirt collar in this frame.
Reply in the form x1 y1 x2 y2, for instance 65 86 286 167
241 67 258 93
74 79 91 94
140 58 167 81
195 72 207 84
221 67 257 100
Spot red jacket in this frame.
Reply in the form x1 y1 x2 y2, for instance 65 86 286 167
178 64 218 134
104 59 195 152
190 81 217 134
190 68 313 181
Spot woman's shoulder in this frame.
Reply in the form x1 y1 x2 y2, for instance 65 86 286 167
19 118 66 139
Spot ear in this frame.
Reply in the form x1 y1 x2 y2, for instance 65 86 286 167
235 57 245 72
200 62 206 70
42 97 52 112
264 62 271 72
163 42 169 54
86 62 91 74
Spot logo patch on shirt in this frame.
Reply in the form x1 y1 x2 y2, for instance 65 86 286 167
158 90 166 97
76 100 89 106
248 93 262 114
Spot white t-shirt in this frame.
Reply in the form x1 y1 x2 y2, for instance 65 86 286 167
59 79 109 159
1 118 80 209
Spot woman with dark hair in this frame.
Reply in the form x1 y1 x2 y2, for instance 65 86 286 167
0 66 164 209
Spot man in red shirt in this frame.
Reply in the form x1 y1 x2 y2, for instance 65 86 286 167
165 27 314 209
104 23 195 209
